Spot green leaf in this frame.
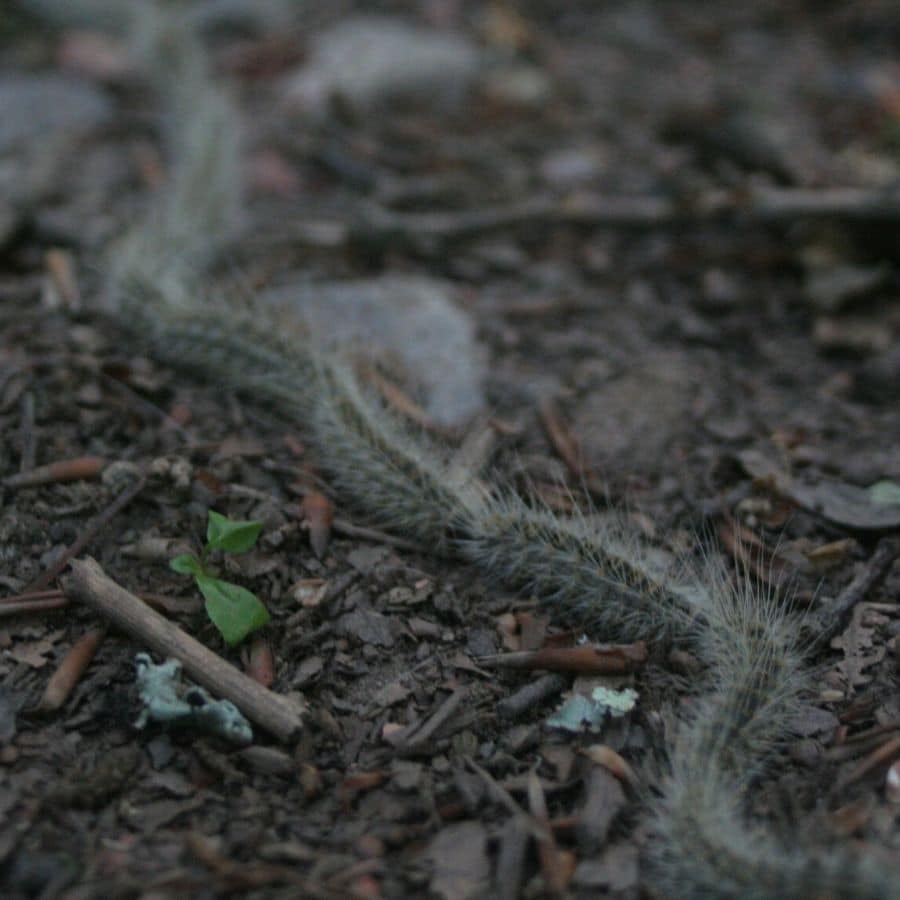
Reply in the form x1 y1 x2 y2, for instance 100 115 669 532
205 510 263 554
195 574 270 646
170 553 203 576
869 480 900 507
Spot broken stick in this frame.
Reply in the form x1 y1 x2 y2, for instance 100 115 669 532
64 557 305 742
810 536 900 650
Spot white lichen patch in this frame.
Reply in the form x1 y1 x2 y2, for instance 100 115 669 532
134 653 252 746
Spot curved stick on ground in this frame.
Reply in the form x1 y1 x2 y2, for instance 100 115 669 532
65 558 306 742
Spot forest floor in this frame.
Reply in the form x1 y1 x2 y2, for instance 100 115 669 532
0 1 899 897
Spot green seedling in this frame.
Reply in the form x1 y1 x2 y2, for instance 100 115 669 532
170 510 269 646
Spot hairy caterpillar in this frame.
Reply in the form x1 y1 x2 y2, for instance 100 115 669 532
24 2 900 896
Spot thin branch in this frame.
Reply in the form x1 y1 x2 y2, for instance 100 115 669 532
344 186 900 249
64 558 306 742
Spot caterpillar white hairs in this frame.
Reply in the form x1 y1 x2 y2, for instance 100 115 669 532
651 561 900 899
456 493 707 643
23 1 900 896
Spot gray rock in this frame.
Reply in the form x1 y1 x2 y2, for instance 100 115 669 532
283 16 480 115
0 73 112 153
262 275 486 426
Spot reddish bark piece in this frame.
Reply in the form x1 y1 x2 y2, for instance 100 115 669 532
301 491 335 559
245 637 275 688
0 589 64 604
37 627 106 712
3 456 106 488
480 642 648 675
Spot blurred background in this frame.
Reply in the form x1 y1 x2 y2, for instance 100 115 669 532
2 0 899 499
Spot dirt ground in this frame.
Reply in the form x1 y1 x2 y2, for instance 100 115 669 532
1 2 899 897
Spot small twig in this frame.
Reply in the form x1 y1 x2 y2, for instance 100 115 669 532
349 186 900 250
466 755 532 820
331 517 420 553
465 755 552 845
479 642 647 676
810 537 900 650
353 195 560 246
0 596 69 617
395 686 468 750
3 455 106 489
496 674 568 720
24 471 148 593
833 735 900 793
64 558 306 742
0 589 66 604
36 626 107 712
